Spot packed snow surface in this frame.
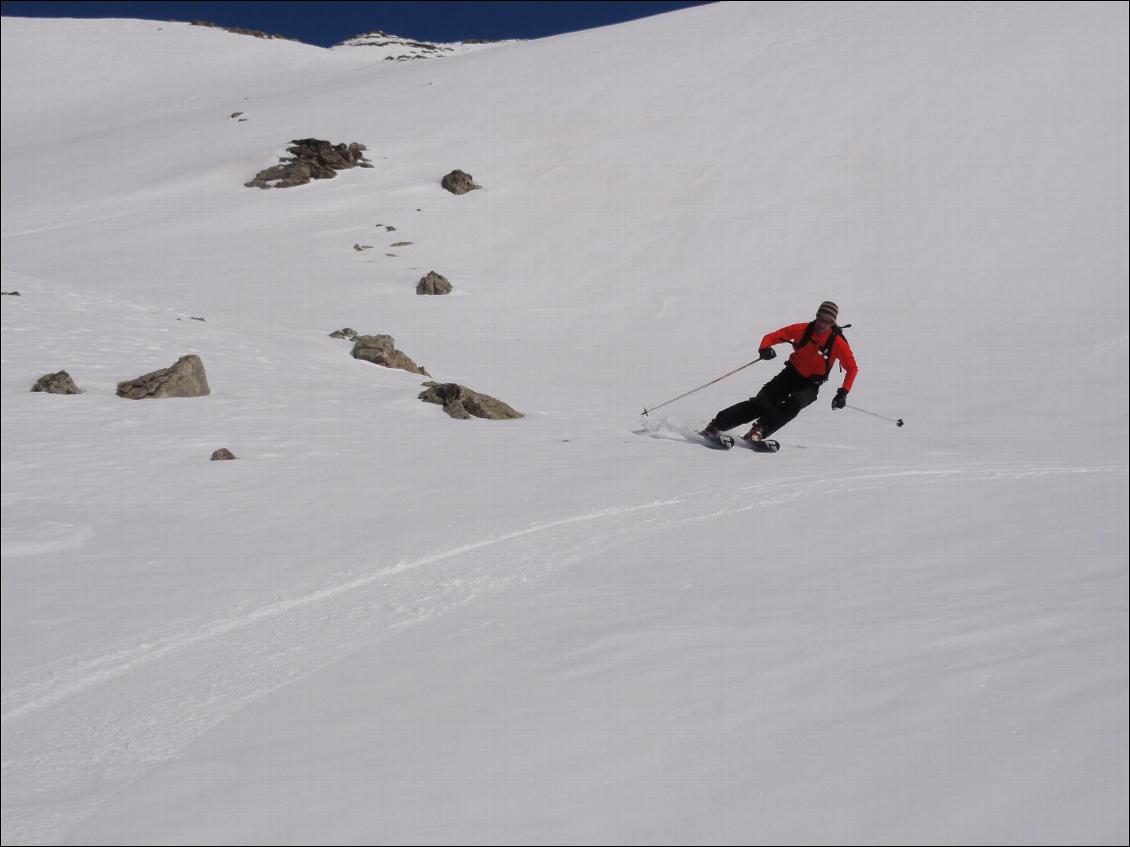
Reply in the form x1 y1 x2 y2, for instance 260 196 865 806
2 3 1127 844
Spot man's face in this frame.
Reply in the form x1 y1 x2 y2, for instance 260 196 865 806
815 314 834 330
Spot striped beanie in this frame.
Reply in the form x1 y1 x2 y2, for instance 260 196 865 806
816 301 838 322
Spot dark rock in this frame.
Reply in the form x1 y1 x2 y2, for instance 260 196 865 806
416 271 452 295
245 139 372 189
419 382 522 420
351 335 429 376
329 328 358 340
441 169 479 195
246 161 308 189
1 291 19 296
31 370 81 394
211 448 238 461
117 354 210 399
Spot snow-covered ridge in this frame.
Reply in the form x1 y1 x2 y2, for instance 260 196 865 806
188 18 300 43
332 30 517 60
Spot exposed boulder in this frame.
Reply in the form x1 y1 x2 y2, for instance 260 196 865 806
31 370 81 395
351 335 429 376
248 161 312 189
416 271 453 295
211 448 238 461
441 169 479 195
245 139 372 189
329 327 359 340
419 382 522 420
117 355 210 399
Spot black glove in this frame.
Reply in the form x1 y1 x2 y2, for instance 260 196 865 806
758 347 776 360
831 388 848 410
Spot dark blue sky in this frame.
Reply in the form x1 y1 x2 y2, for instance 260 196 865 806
1 1 714 47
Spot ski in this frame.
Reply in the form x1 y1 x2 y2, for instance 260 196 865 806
737 437 780 453
700 432 779 453
701 432 735 450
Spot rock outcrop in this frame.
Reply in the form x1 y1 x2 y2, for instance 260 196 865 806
210 448 238 461
117 355 210 399
246 139 372 189
416 271 453 295
335 31 505 62
351 335 429 376
441 169 479 195
418 382 522 420
31 370 81 394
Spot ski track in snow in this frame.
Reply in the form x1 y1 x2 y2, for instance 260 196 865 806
3 462 1121 724
1 499 683 724
1 460 1125 845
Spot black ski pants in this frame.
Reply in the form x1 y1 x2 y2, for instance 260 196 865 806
712 365 821 437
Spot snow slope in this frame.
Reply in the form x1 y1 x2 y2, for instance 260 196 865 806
2 3 1127 844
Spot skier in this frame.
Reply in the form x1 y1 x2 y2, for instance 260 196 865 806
701 301 858 443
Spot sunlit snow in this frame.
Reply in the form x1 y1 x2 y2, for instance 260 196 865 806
2 3 1127 844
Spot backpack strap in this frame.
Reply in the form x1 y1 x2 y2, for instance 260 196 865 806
796 321 816 351
822 324 850 377
821 325 842 361
794 322 850 381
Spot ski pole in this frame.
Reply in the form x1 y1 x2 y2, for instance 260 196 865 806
642 358 763 416
846 404 904 427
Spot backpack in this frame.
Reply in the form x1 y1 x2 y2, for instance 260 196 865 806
794 321 850 383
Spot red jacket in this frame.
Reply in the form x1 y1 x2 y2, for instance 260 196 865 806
761 323 858 392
